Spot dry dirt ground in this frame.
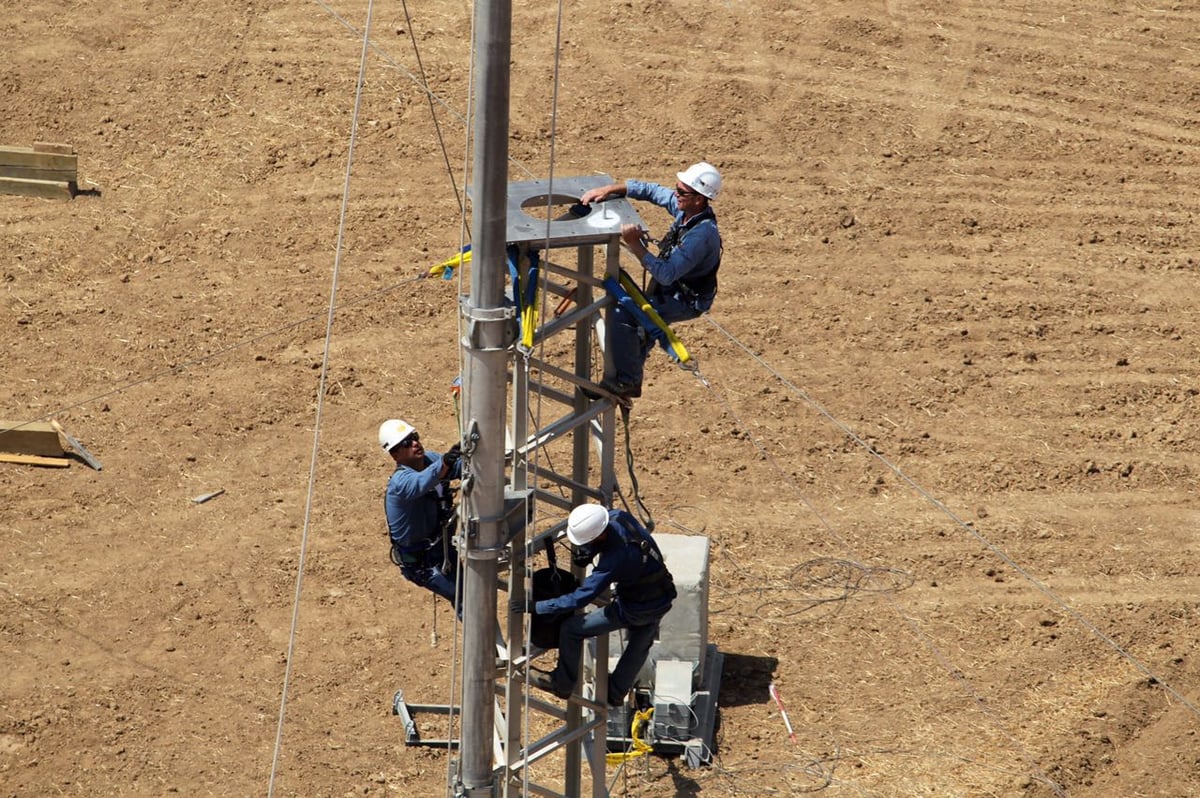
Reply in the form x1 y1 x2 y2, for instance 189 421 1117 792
4 1 1200 796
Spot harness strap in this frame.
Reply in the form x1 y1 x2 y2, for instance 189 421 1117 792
658 207 721 298
505 245 541 350
603 273 692 365
610 514 674 604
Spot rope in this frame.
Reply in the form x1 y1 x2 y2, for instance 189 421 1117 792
311 0 536 182
398 0 466 217
614 405 654 530
511 1 573 787
3 271 429 434
429 0 480 772
686 314 1197 792
266 2 376 794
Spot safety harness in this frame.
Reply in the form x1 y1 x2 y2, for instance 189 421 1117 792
388 470 458 572
602 271 692 366
611 513 676 605
652 206 721 305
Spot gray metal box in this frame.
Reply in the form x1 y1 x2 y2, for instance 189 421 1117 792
609 533 710 689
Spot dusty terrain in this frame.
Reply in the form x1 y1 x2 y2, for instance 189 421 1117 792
4 1 1200 796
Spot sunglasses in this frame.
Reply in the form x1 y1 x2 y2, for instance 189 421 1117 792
397 432 420 448
675 184 700 197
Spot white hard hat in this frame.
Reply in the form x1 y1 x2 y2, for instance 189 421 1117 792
677 161 722 200
567 503 610 546
378 418 416 453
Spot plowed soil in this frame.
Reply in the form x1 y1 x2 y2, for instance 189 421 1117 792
3 1 1199 796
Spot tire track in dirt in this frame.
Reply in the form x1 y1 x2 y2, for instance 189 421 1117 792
882 0 980 141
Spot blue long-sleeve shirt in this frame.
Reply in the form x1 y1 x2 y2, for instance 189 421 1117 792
383 452 461 549
625 179 722 290
535 510 672 621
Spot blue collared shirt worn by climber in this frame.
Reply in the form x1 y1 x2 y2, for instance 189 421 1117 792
384 451 463 605
384 452 460 548
625 178 722 312
534 509 676 625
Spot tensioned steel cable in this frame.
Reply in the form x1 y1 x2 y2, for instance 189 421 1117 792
267 2 377 794
684 351 1067 797
678 311 1200 792
398 0 466 218
312 0 537 182
703 313 1200 721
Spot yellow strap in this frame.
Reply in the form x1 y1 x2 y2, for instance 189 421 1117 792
605 706 655 765
429 248 472 279
617 274 692 365
520 295 538 349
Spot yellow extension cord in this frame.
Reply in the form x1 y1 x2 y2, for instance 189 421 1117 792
605 706 655 765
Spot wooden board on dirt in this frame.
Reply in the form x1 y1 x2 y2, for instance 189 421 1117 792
0 452 70 468
0 419 66 458
0 144 77 198
0 177 74 199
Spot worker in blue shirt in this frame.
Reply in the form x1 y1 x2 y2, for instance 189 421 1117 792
512 503 676 707
578 161 724 400
378 418 462 612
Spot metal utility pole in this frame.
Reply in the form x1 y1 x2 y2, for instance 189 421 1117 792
458 0 512 794
447 3 650 795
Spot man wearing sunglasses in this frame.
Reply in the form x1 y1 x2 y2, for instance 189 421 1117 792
378 418 463 612
579 161 724 400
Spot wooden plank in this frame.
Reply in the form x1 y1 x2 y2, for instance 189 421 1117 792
0 146 77 183
0 145 77 185
0 165 77 182
0 146 78 171
33 142 76 155
0 452 70 468
0 420 65 457
0 177 74 200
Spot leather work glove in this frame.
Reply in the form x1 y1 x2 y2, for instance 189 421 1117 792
509 596 537 615
441 444 462 472
572 544 595 569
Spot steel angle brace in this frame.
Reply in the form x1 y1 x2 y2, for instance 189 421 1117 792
512 359 575 406
522 257 583 298
516 403 607 459
528 489 576 515
459 296 518 350
528 293 610 344
517 518 568 557
504 778 568 798
525 355 608 402
512 709 607 772
537 257 609 289
392 690 459 749
517 381 574 408
525 465 606 503
497 683 567 721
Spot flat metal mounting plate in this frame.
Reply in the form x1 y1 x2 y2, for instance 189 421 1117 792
505 174 646 247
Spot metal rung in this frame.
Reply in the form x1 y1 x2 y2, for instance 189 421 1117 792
517 405 607 457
